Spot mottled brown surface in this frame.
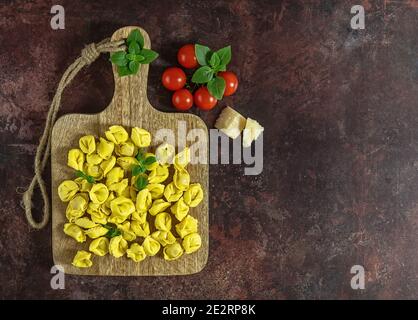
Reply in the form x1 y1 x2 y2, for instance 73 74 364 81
1 0 418 299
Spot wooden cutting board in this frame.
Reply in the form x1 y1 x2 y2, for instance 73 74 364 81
51 26 209 276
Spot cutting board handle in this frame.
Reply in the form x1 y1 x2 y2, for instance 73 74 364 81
105 26 154 122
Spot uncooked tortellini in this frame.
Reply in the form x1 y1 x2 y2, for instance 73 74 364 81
155 212 172 231
67 149 85 171
131 220 150 238
149 199 171 216
89 237 109 256
148 165 169 184
152 230 176 246
155 143 175 165
58 180 79 202
142 236 161 256
97 138 114 160
72 250 93 268
89 183 109 204
66 193 89 222
109 196 135 224
146 183 165 199
163 242 184 261
105 125 128 144
136 189 152 213
183 183 203 207
164 182 183 202
175 215 198 238
182 233 202 254
170 197 189 221
131 127 151 147
126 243 147 262
79 135 96 155
85 225 109 239
173 167 190 191
64 223 86 243
109 235 128 258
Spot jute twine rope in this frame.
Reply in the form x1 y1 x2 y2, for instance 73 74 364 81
22 38 126 229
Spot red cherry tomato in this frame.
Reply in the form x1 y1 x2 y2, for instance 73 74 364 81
162 67 186 91
194 87 217 111
172 89 193 111
218 71 238 96
177 44 198 69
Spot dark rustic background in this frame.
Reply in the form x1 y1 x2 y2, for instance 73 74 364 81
1 0 417 299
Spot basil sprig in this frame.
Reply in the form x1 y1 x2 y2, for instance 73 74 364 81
192 44 231 99
75 170 95 184
110 29 159 77
103 224 121 238
131 150 156 190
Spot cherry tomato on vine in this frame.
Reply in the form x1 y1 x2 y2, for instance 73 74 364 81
194 87 217 111
218 71 238 96
172 89 193 111
177 44 198 69
162 67 186 91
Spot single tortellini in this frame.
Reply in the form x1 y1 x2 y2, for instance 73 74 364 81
136 189 152 213
149 199 171 216
79 135 96 155
175 215 198 238
64 223 86 243
126 243 147 262
85 225 109 239
67 148 85 171
142 236 161 256
146 183 165 199
152 230 176 247
117 157 139 171
155 212 172 232
131 127 151 147
74 177 92 192
104 192 115 209
106 167 124 186
108 178 128 196
182 233 202 254
97 137 114 160
89 207 108 225
109 196 135 224
131 220 150 238
163 242 184 261
173 167 190 191
89 237 109 256
155 143 175 165
89 183 109 204
131 210 147 223
105 125 129 144
148 165 169 184
164 182 183 202
86 153 102 165
74 217 98 229
100 156 116 176
72 250 92 268
183 183 203 207
65 193 89 221
173 147 191 170
170 197 189 221
58 180 80 202
118 221 137 242
109 235 128 258
115 140 137 157
84 163 103 180
144 152 158 171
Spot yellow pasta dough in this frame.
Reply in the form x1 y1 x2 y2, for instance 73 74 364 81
182 233 202 254
131 210 147 223
155 212 172 232
146 183 165 199
173 167 190 191
65 193 89 221
109 235 128 258
74 217 98 229
164 182 183 202
131 220 150 238
67 148 85 171
89 183 109 204
149 199 171 216
74 177 92 192
58 180 79 202
183 183 203 207
84 163 104 180
72 250 93 268
173 147 190 170
106 167 124 185
109 196 135 224
136 189 152 213
115 140 137 157
79 135 96 155
108 178 128 196
152 230 176 247
148 165 169 184
105 125 129 144
89 237 109 256
97 137 114 160
126 243 147 262
155 143 175 165
163 242 184 261
175 215 198 238
118 221 137 242
170 197 189 221
117 156 139 171
142 236 161 256
64 223 86 243
100 156 116 176
85 225 109 239
131 127 151 147
86 153 102 165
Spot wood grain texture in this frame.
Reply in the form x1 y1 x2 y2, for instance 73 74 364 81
51 26 209 276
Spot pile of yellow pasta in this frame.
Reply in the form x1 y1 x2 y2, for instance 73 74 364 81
57 125 203 268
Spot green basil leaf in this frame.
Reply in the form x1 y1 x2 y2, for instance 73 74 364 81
75 170 84 178
106 227 121 238
142 156 156 166
209 52 220 68
118 65 132 77
129 41 141 55
132 164 145 176
126 53 135 61
191 66 214 84
129 60 140 74
195 44 211 66
139 49 159 64
134 54 145 62
207 76 226 100
215 64 227 72
136 149 145 161
127 29 144 49
110 51 128 67
216 46 231 66
86 175 95 184
135 175 148 190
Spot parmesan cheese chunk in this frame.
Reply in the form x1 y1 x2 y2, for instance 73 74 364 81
214 106 246 139
242 118 264 148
